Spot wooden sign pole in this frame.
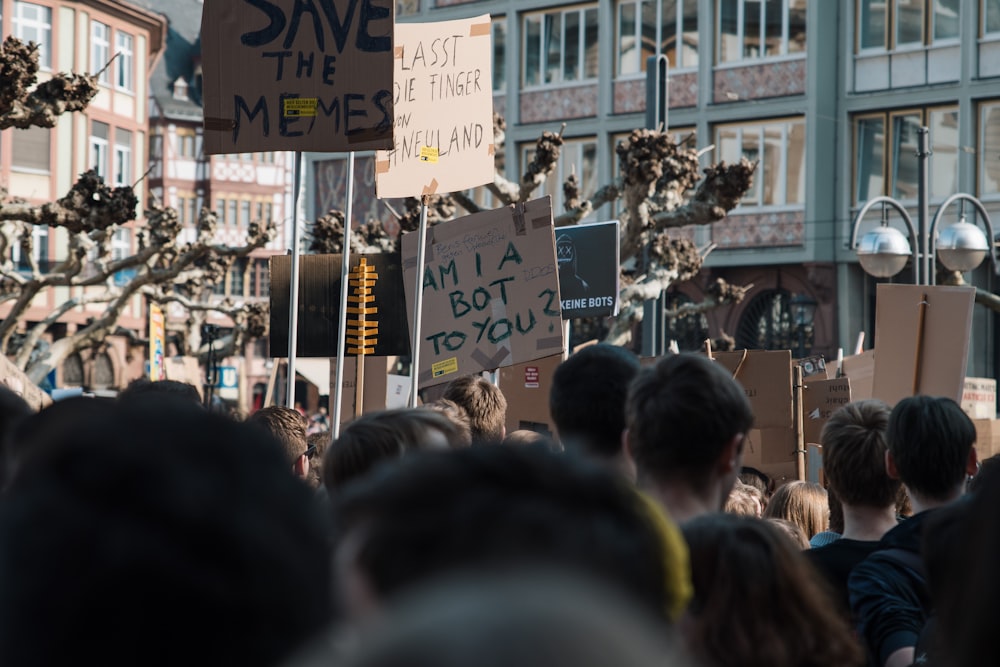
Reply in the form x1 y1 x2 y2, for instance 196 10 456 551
794 365 806 481
347 257 378 418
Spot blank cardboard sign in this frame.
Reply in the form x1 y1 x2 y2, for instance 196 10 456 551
841 350 874 401
713 350 793 429
498 354 562 438
872 284 975 406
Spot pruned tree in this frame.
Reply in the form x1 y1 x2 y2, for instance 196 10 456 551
313 111 757 349
0 37 274 384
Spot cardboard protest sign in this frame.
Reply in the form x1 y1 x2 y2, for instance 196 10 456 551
329 356 396 426
401 197 564 387
375 14 495 197
269 253 410 358
200 0 394 154
555 221 620 318
872 284 975 406
962 377 997 420
713 350 793 429
498 354 562 438
973 418 1000 459
743 427 796 484
802 377 852 446
841 349 874 400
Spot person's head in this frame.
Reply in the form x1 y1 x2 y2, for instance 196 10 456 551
762 481 828 540
765 517 810 549
626 353 753 502
322 408 460 494
248 406 310 478
724 481 763 517
306 431 331 489
0 385 32 487
887 396 977 504
442 375 507 444
424 399 473 447
309 572 690 667
118 378 202 406
502 429 560 451
0 396 332 666
738 466 774 506
550 344 640 460
969 453 1000 494
682 514 863 667
821 399 899 510
333 445 688 623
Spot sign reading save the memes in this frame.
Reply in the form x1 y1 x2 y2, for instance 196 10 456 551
200 0 395 154
376 15 495 198
401 197 564 387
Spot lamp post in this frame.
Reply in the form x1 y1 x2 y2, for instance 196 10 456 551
850 127 999 284
790 293 817 358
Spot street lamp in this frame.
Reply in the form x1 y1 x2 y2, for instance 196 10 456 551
790 293 817 358
850 127 998 285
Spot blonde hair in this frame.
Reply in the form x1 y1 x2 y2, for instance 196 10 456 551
762 481 828 540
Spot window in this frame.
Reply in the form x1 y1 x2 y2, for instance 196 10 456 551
15 2 53 70
735 288 805 352
718 0 807 63
216 198 227 225
90 121 110 178
240 201 251 228
111 228 130 260
853 107 959 203
177 129 196 159
91 21 111 84
187 197 197 226
264 203 273 223
229 259 246 296
988 0 1000 35
521 137 598 215
15 224 49 271
617 0 698 76
228 200 238 227
114 128 132 187
250 259 270 298
116 31 134 91
715 118 805 208
11 126 50 172
979 101 1000 197
493 18 506 92
856 0 959 51
523 5 599 87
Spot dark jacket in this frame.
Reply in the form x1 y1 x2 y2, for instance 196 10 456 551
848 511 934 667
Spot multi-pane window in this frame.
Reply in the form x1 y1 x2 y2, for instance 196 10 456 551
15 2 53 70
111 228 131 261
90 121 110 179
228 200 238 227
857 0 959 51
716 118 806 207
92 21 111 84
117 32 134 91
15 224 49 271
853 107 959 203
523 5 599 87
229 259 247 296
11 126 50 172
240 201 251 228
521 137 598 215
718 0 807 63
250 259 270 298
216 198 227 225
988 0 1000 35
114 128 132 187
617 0 698 76
177 129 196 158
978 101 1000 197
493 18 506 92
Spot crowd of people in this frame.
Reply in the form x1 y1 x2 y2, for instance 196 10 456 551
0 346 995 667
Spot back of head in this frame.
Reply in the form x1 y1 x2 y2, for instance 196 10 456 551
725 481 763 517
0 397 332 666
424 399 473 447
821 399 898 508
626 353 753 486
248 405 309 462
550 344 640 459
118 378 202 406
0 385 32 486
326 573 688 667
682 513 863 667
333 445 682 621
762 481 828 539
441 375 507 444
887 396 975 502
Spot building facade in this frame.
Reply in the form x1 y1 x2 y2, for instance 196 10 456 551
308 0 1000 379
0 0 166 392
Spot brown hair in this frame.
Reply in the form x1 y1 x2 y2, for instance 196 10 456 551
821 400 899 509
762 481 828 540
424 399 473 448
247 406 308 462
682 514 863 667
724 482 763 517
442 376 507 444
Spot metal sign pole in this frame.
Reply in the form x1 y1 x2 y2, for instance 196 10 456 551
285 151 304 408
408 199 430 407
332 152 356 438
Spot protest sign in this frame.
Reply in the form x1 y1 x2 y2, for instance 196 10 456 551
375 14 495 197
841 349 874 400
499 354 562 437
744 427 796 484
801 376 852 446
555 221 620 319
148 302 166 381
270 253 410 358
200 0 394 154
401 197 564 387
713 350 793 429
329 356 396 426
962 377 997 420
872 284 975 406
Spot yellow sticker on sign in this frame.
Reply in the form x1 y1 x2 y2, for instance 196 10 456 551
432 357 458 378
283 98 318 117
419 146 440 163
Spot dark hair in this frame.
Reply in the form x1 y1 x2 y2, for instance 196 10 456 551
424 399 473 447
118 378 202 405
626 353 753 488
683 514 863 667
442 375 507 444
887 396 975 501
306 431 331 489
550 344 640 459
247 406 309 462
0 385 32 486
821 400 899 508
333 445 678 620
0 396 332 666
